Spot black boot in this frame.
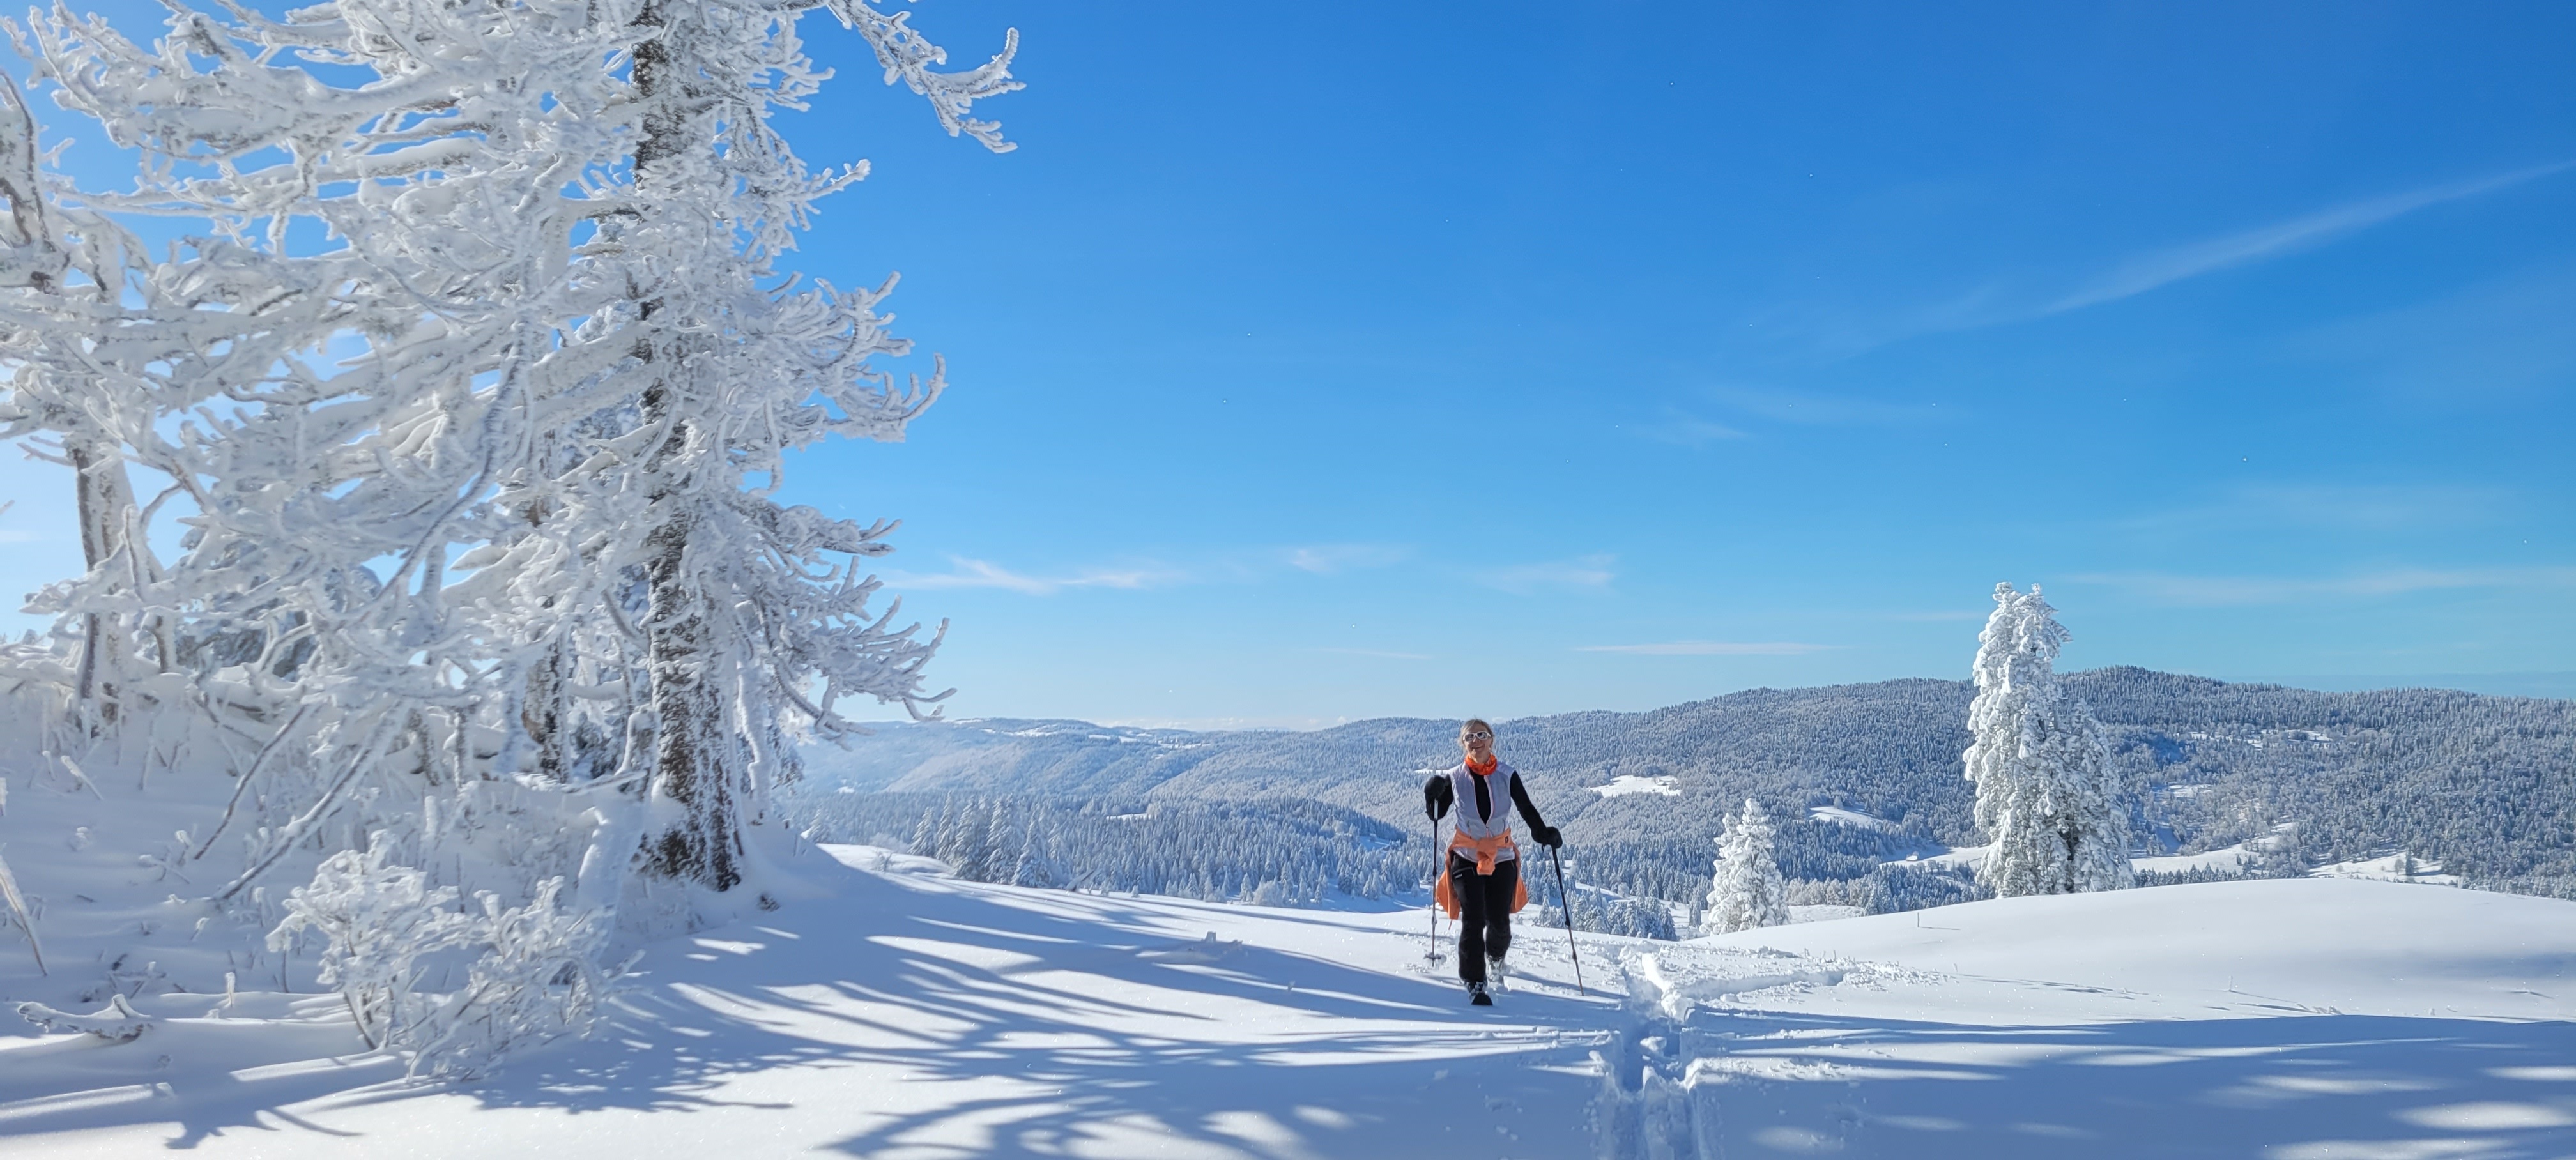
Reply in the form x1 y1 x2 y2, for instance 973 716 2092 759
1468 981 1492 1006
1488 956 1509 991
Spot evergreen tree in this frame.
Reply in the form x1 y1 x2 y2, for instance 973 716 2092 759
1009 825 1057 888
1965 583 2133 896
909 805 942 857
1705 799 1788 934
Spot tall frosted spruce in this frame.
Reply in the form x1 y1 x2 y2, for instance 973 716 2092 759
2 0 1013 894
0 0 1012 1076
616 0 1015 892
1965 583 2132 896
1704 798 1787 935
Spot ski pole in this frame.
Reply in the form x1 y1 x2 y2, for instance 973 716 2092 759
1426 813 1443 965
1548 844 1586 996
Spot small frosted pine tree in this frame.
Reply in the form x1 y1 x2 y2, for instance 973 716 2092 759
1009 827 1058 889
1965 583 2133 897
1705 799 1788 935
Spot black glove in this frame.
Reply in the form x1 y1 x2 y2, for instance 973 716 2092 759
1531 824 1563 849
1423 776 1453 821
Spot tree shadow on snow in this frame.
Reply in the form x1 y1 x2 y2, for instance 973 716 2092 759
1655 1005 2576 1159
442 856 1615 1158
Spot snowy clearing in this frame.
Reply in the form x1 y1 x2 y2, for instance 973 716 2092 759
2309 851 2462 885
2133 842 2260 874
1591 774 1680 798
6 852 2574 1157
1809 804 1901 832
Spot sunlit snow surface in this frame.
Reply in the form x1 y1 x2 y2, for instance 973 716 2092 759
5 853 2575 1157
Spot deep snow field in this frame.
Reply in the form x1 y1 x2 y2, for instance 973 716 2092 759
4 844 2575 1159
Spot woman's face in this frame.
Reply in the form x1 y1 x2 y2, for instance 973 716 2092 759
1460 726 1494 762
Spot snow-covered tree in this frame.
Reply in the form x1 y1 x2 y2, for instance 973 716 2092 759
1009 827 1059 889
611 0 1015 892
0 0 1017 1075
2 0 1012 881
1704 798 1788 935
1965 583 2132 897
0 75 178 738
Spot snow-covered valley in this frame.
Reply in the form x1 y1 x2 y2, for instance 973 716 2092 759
8 847 2572 1158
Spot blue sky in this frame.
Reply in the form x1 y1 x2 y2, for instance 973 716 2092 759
3 1 2571 726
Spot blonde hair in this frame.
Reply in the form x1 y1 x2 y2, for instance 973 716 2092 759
1459 717 1493 736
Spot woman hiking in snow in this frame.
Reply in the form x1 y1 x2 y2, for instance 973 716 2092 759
1424 718 1561 1005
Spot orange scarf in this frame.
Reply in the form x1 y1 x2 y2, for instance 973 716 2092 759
1465 753 1497 776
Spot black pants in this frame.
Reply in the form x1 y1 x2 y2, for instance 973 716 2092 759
1449 851 1519 984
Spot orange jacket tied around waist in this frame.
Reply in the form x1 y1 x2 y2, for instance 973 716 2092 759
1434 828 1531 919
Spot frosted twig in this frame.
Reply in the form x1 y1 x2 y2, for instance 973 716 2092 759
0 846 45 975
192 701 311 860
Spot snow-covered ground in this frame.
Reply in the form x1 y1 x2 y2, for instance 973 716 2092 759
1620 878 2576 1157
0 844 1623 1157
6 851 2573 1157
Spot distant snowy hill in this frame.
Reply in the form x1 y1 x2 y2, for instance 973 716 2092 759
808 669 2576 903
10 848 2573 1158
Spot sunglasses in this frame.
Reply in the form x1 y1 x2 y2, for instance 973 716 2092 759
1461 730 1492 740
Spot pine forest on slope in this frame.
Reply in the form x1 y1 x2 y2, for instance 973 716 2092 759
785 668 2576 917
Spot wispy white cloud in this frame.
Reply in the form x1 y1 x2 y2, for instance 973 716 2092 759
887 556 1177 596
889 543 1414 595
0 530 36 544
1637 411 1750 447
1576 641 1838 656
1285 544 1411 574
1644 388 1936 447
1825 162 2576 356
2046 162 2575 316
1312 646 1432 660
2119 484 2515 534
1476 554 1616 594
2067 566 2576 607
2279 264 2576 399
1701 385 1938 425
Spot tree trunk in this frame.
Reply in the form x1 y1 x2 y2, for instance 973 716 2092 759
624 4 742 892
68 438 138 726
638 434 741 891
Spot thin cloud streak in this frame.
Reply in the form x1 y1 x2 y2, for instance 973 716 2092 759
1476 554 1616 594
2046 161 2575 315
1639 414 1751 447
887 556 1176 596
1285 544 1411 574
1832 161 2576 356
1577 641 1838 656
2067 566 2576 607
2117 484 2515 534
1702 385 1938 425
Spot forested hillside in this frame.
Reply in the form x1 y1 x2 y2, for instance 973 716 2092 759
793 669 2576 907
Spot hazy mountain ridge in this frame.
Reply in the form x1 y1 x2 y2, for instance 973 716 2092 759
800 668 2576 901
